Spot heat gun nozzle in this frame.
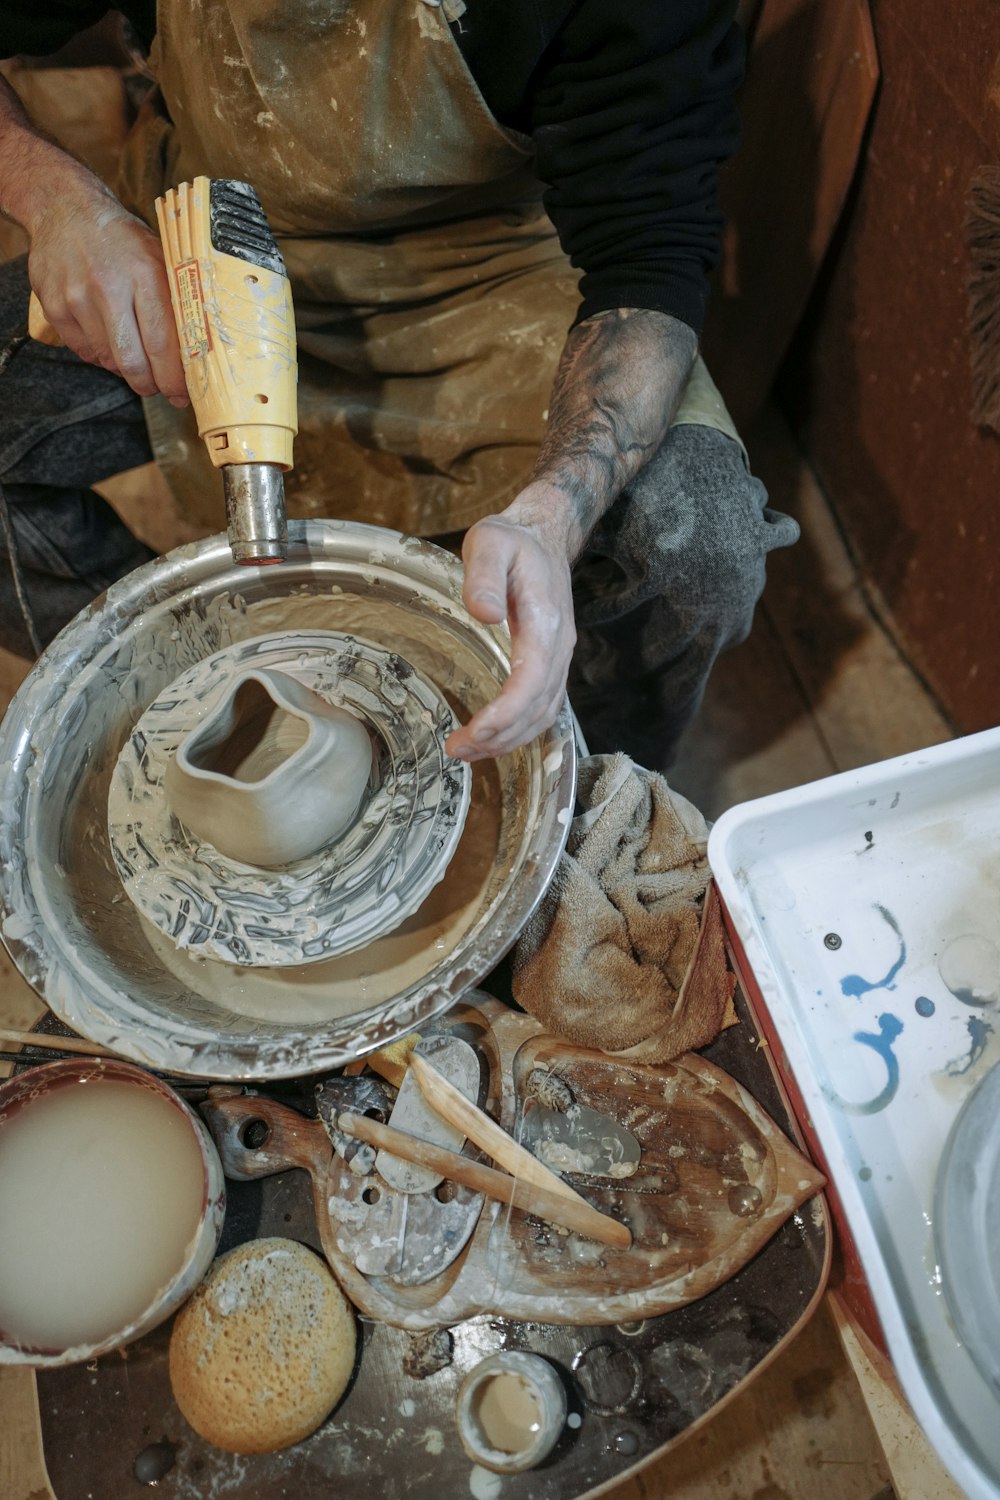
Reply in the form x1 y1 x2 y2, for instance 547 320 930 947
223 463 288 565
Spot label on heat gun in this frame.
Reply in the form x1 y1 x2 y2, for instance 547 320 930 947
173 259 212 363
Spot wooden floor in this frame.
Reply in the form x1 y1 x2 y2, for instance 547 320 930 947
0 408 961 1500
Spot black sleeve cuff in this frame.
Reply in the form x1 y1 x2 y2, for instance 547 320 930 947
573 261 709 336
0 3 114 58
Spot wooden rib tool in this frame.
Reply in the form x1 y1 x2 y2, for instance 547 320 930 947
337 1110 632 1251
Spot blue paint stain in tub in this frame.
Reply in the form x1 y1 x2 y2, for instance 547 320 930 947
839 904 906 999
945 1016 994 1077
825 1012 904 1116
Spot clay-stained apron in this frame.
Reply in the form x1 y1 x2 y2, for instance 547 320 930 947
119 0 740 536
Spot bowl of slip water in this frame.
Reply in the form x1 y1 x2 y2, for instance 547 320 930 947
0 520 576 1080
0 1059 225 1367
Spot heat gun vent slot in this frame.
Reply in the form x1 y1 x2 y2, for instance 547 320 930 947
209 180 286 277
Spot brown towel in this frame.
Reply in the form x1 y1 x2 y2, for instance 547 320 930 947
512 753 734 1064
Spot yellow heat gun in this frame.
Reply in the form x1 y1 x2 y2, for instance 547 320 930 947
28 176 298 566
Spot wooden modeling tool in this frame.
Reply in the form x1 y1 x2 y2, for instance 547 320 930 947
0 1028 115 1058
376 1036 478 1194
199 1001 827 1329
408 1049 593 1209
336 1110 632 1251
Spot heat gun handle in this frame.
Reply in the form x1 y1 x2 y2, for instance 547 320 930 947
27 288 287 568
154 178 297 472
155 177 297 566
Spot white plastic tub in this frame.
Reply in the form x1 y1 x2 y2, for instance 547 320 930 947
709 727 1000 1500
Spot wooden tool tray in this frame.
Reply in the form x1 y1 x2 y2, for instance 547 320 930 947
32 973 830 1500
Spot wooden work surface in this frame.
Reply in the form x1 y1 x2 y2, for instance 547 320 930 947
27 977 830 1500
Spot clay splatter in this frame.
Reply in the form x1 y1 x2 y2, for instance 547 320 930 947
469 1465 503 1499
938 934 1000 1008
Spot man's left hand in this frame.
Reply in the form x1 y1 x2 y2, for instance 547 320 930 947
443 307 693 760
445 500 576 761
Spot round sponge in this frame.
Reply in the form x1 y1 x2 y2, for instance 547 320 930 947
169 1237 356 1453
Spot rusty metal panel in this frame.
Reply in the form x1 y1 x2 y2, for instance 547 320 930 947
703 0 879 430
784 1 1000 731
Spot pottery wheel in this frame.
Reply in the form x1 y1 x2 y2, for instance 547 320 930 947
107 631 471 968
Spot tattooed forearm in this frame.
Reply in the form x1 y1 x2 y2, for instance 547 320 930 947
525 308 697 558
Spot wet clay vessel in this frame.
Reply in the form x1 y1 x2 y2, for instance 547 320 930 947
165 668 374 868
201 997 826 1330
107 631 472 969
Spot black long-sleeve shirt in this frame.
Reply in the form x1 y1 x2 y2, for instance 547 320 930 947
0 1 743 334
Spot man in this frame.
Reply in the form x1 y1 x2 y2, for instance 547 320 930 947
0 1 798 765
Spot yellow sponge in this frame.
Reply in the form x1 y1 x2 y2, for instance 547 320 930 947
169 1238 355 1453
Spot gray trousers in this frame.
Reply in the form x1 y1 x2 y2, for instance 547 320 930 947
0 255 798 768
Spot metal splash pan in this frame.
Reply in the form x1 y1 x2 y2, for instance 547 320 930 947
0 521 576 1082
708 726 1000 1500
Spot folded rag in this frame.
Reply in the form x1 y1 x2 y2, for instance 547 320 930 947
512 752 734 1063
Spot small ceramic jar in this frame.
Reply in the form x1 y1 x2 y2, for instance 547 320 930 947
165 668 374 867
456 1350 567 1473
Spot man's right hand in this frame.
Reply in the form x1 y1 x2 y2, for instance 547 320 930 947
0 70 187 405
27 183 188 406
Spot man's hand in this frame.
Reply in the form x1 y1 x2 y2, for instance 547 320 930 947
28 187 188 405
445 308 698 762
445 495 576 762
0 71 187 404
